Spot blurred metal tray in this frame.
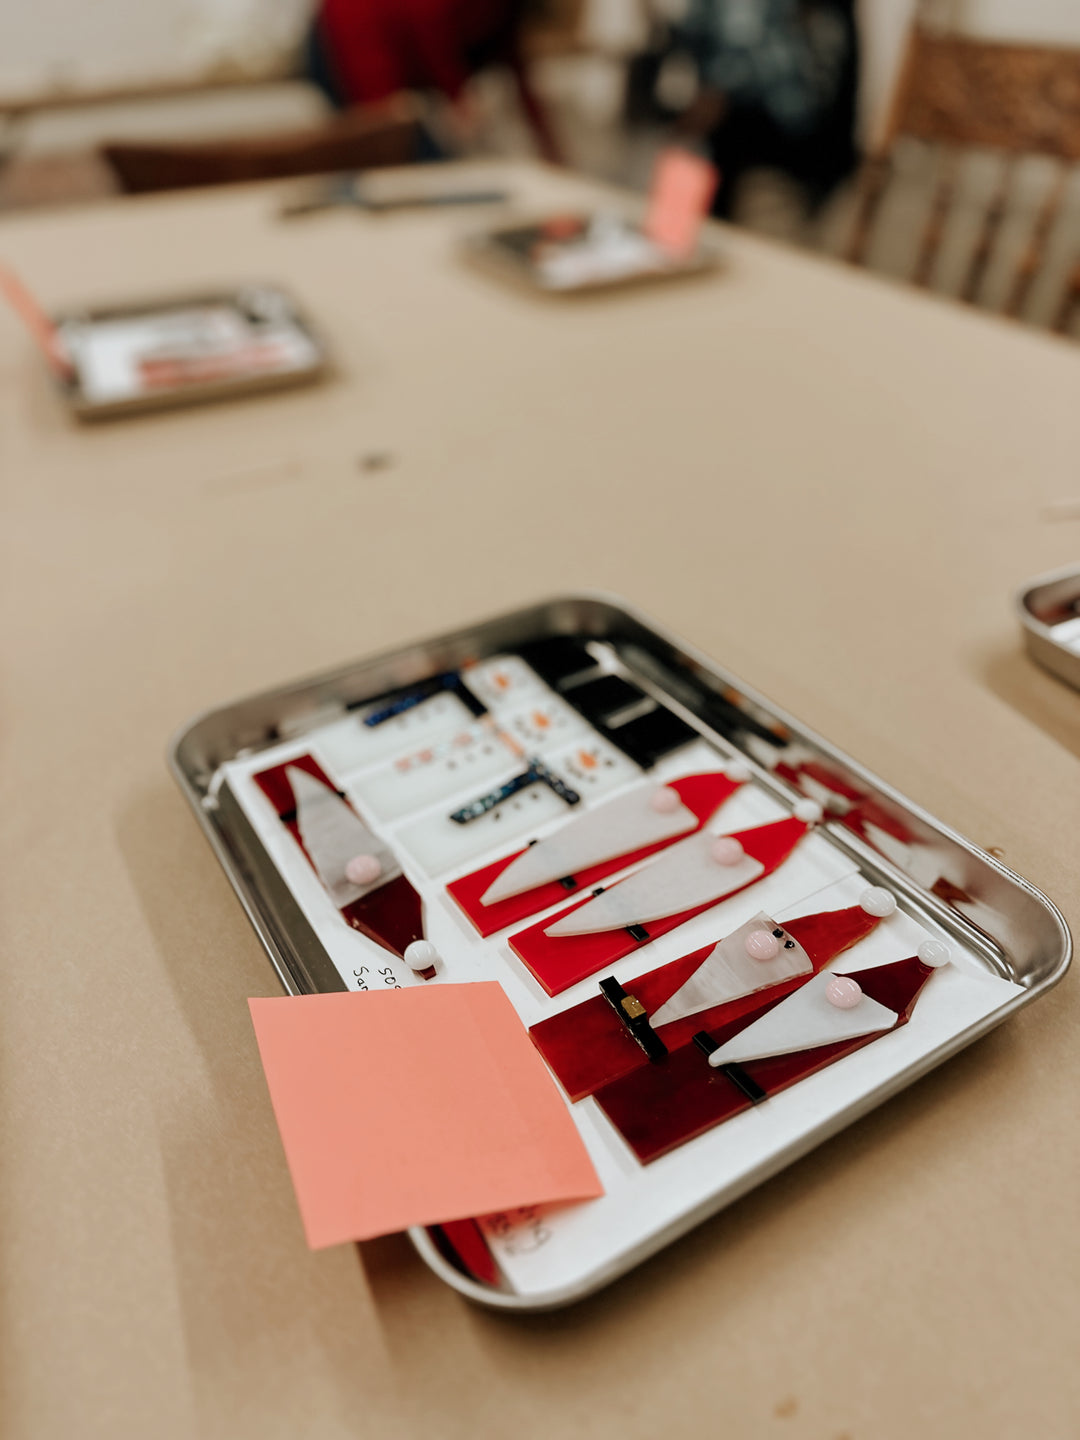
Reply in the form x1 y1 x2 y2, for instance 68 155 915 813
170 594 1070 1308
464 215 718 296
53 283 329 421
1018 562 1080 692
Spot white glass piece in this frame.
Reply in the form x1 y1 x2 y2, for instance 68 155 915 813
650 912 813 1027
349 720 515 822
542 735 641 798
464 655 551 710
316 691 475 776
707 972 898 1066
481 785 698 905
497 695 591 752
288 766 401 907
394 775 570 876
543 831 765 936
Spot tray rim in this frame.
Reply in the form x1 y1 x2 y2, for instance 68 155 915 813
168 589 1072 1310
51 281 331 421
462 214 720 297
1017 561 1080 692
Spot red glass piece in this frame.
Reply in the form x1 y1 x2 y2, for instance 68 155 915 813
595 956 935 1164
341 873 424 958
430 1219 500 1286
510 815 809 997
252 753 423 959
447 771 741 937
530 903 879 1100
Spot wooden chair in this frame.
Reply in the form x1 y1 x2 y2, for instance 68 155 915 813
845 24 1080 330
101 103 422 195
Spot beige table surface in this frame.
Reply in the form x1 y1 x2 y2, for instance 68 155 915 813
2 160 1079 1440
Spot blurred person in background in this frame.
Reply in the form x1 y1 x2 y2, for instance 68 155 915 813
676 0 858 217
306 0 563 162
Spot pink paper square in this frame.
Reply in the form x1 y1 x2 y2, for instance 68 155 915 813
248 983 603 1248
644 148 719 257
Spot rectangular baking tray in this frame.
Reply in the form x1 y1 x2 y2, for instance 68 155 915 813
52 284 329 420
170 594 1070 1309
464 216 718 296
1018 562 1080 691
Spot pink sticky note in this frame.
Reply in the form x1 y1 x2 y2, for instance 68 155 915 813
643 148 718 258
248 984 603 1248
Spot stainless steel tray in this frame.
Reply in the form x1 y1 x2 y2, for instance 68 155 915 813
1018 562 1080 691
464 216 718 296
170 594 1070 1309
53 284 329 420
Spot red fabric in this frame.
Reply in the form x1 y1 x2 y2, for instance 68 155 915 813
318 0 520 103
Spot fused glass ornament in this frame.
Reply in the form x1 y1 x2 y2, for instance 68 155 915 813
594 955 937 1164
705 970 897 1063
530 902 880 1099
252 755 424 958
648 911 813 1027
510 814 810 997
447 771 740 937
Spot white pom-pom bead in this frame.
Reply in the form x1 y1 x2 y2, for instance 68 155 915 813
918 939 951 968
723 759 753 783
860 886 897 918
650 785 681 814
403 940 440 973
792 798 823 824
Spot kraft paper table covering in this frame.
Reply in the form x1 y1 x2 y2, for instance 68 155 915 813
1 161 1078 1440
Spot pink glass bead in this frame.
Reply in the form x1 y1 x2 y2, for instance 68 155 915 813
650 785 681 814
825 976 863 1009
745 928 780 961
345 853 383 886
710 836 745 866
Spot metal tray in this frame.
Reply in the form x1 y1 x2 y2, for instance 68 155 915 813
464 216 718 296
170 594 1070 1309
53 284 329 421
1018 562 1080 691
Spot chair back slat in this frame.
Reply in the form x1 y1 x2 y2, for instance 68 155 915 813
844 157 891 267
1004 166 1070 317
912 152 957 288
959 156 1015 304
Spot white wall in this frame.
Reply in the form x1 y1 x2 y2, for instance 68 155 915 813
3 0 1080 118
0 0 313 102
